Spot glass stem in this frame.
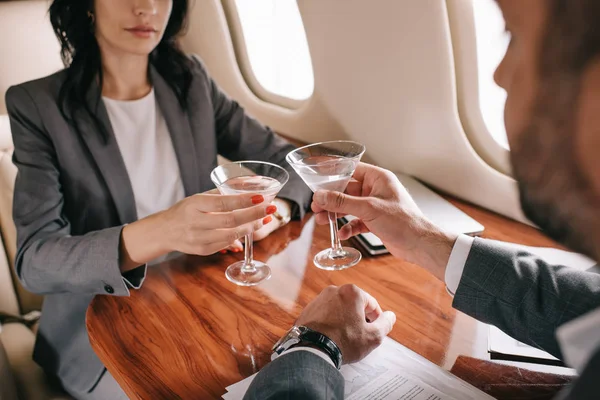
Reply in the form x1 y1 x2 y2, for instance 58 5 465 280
242 233 255 272
328 212 344 257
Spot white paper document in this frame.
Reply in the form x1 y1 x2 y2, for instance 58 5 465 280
222 337 493 399
488 325 560 362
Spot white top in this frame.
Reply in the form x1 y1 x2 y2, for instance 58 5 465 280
446 234 600 372
103 89 185 220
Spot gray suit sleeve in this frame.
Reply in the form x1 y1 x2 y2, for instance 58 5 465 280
191 57 312 219
6 85 142 297
453 238 600 359
243 351 345 400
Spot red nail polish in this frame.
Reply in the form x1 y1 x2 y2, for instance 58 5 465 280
220 250 227 254
252 195 265 204
263 216 273 225
266 205 277 215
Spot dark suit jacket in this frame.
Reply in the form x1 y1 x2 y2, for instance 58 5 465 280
5 55 312 393
244 238 600 399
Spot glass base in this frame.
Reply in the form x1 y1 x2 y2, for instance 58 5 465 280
225 261 271 286
313 247 362 271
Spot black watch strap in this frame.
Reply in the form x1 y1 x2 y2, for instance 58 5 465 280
294 327 343 369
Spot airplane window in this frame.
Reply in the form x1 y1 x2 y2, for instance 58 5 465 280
473 0 509 149
234 0 314 101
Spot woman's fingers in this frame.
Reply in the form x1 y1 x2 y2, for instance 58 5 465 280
201 203 277 229
192 192 266 213
176 192 282 255
253 212 285 241
206 218 269 248
220 240 244 254
196 218 267 256
230 239 243 250
212 242 242 255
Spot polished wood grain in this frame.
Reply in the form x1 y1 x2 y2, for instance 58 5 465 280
87 198 564 399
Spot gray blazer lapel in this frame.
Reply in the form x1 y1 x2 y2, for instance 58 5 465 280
151 66 200 196
79 83 138 224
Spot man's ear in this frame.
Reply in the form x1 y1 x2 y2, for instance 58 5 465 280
575 57 600 198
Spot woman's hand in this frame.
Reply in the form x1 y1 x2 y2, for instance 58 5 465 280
253 198 293 241
223 199 298 255
162 190 276 256
217 199 293 254
120 190 282 271
222 209 282 252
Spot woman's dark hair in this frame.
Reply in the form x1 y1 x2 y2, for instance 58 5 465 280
49 0 193 142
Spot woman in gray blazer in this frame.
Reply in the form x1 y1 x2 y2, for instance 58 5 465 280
5 0 312 398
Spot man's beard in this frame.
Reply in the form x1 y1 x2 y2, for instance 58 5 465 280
518 179 583 251
511 94 600 261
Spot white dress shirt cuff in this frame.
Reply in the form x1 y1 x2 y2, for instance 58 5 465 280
278 347 336 368
444 234 475 296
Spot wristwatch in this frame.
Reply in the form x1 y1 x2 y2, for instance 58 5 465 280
271 325 343 369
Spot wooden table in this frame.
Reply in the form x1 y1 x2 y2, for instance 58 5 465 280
87 198 565 399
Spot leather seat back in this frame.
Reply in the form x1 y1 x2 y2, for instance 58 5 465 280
0 0 63 314
0 337 19 400
0 116 44 314
0 198 19 316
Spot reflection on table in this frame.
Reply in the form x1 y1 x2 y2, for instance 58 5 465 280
87 198 565 399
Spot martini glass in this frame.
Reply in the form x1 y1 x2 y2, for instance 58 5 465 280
286 141 366 270
211 161 289 286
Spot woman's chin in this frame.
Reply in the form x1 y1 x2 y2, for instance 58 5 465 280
119 42 160 57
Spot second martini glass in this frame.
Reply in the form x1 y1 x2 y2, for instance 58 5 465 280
211 161 289 286
286 141 366 270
